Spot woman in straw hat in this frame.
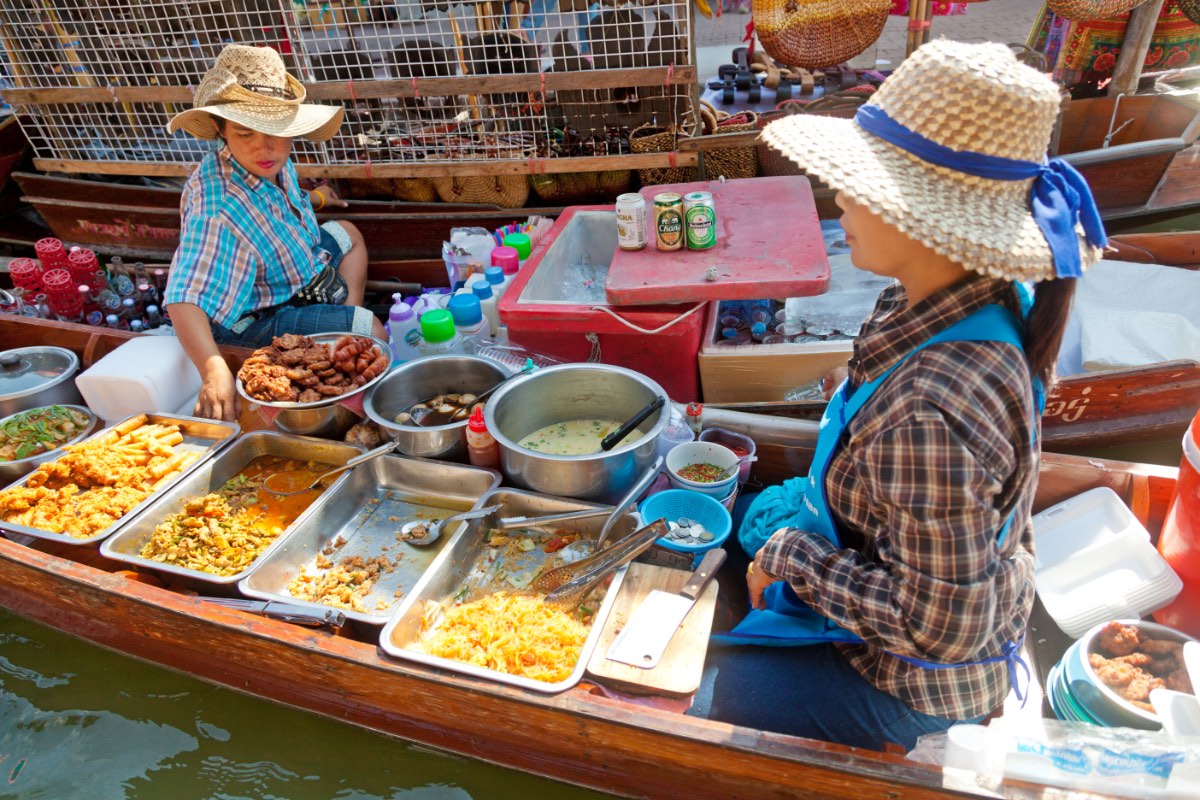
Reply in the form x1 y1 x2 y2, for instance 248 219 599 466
163 44 386 421
689 40 1107 750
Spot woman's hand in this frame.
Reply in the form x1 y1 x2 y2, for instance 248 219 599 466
195 359 239 422
311 184 348 210
746 560 782 610
821 366 849 401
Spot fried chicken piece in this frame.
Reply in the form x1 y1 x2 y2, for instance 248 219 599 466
1167 668 1195 694
1097 620 1142 657
275 333 304 351
1121 673 1165 703
1090 653 1136 688
1142 638 1182 657
279 347 308 366
241 363 293 402
1114 652 1153 669
297 388 322 404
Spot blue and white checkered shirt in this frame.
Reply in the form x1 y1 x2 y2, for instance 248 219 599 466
164 147 322 327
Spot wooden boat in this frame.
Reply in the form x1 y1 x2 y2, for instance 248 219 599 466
0 317 1181 798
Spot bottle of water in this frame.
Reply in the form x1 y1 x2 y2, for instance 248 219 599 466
145 305 163 329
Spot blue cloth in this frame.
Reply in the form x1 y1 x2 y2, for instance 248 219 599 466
853 105 1107 279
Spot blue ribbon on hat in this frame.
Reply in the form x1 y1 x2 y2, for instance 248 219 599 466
854 105 1107 279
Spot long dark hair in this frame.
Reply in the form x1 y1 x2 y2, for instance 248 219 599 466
1024 277 1076 387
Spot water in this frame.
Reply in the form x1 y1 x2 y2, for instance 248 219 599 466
0 609 607 800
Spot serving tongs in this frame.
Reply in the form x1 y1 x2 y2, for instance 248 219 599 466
200 597 346 632
539 518 668 611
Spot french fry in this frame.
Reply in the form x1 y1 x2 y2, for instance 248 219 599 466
113 415 149 437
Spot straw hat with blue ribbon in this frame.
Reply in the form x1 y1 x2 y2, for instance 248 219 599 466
761 39 1107 283
167 45 343 142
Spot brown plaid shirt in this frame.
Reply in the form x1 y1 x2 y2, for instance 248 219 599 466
757 275 1038 720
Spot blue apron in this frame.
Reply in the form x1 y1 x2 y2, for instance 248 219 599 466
719 303 1040 696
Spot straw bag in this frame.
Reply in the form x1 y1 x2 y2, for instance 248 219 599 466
1046 0 1151 21
530 170 633 203
699 102 758 181
432 173 530 208
630 123 698 187
751 0 891 70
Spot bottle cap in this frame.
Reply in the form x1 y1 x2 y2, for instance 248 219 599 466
130 320 143 332
78 284 90 295
389 293 414 322
468 405 488 432
491 246 520 274
146 305 159 315
502 233 531 260
137 283 151 293
419 309 456 344
447 293 483 327
685 402 703 418
485 266 505 286
471 281 493 301
122 297 135 309
105 314 119 325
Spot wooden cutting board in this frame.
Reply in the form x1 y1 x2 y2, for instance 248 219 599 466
586 562 719 697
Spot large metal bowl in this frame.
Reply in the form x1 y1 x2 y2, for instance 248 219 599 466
235 332 390 439
363 355 509 461
0 404 99 484
0 346 84 418
484 363 669 503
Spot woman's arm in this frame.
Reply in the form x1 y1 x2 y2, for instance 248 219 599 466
168 302 238 422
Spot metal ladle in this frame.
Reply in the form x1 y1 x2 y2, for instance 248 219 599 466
261 442 398 496
407 362 536 427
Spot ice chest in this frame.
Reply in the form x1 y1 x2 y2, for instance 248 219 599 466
497 206 705 402
76 336 202 423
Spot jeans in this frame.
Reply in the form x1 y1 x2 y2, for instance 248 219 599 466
687 492 973 752
211 304 374 348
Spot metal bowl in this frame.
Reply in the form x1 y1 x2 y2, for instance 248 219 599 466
0 404 98 485
484 363 669 503
0 346 84 418
363 355 510 461
234 332 390 439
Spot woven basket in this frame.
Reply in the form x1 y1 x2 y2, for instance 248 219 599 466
432 173 530 208
530 170 633 203
699 102 759 181
1178 0 1200 24
1046 0 1151 21
630 123 698 187
751 0 891 70
344 177 439 203
756 95 871 176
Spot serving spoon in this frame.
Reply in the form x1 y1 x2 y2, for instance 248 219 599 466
261 442 398 496
407 363 536 427
398 504 503 546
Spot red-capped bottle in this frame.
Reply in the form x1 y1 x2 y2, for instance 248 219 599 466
465 406 500 469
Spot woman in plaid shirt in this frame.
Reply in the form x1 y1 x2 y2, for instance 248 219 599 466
690 41 1107 751
163 45 387 421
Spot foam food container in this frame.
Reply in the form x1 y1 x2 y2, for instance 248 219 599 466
76 336 202 423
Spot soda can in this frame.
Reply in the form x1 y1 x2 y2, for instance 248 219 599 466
615 193 647 251
653 192 684 251
683 191 717 250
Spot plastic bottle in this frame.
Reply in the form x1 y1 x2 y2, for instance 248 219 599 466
484 266 507 299
447 292 491 342
145 305 163 329
388 293 421 364
129 319 144 333
417 309 464 357
491 245 520 299
502 232 531 269
465 406 500 469
471 281 500 337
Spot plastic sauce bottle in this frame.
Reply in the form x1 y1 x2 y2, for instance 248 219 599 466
388 293 421 364
417 309 464 357
448 292 491 341
471 281 500 337
484 266 506 300
466 406 500 469
502 233 531 269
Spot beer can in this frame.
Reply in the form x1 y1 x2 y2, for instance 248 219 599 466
615 193 647 251
653 192 684 251
683 191 717 250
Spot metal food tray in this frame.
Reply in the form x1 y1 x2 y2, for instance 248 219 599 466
0 412 239 547
379 488 641 694
239 454 502 625
99 431 362 587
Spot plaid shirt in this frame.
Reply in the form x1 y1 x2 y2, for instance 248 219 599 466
163 147 322 327
757 275 1039 720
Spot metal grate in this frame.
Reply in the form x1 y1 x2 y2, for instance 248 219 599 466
0 1 696 175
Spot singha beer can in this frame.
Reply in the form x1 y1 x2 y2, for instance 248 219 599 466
683 191 717 250
653 192 684 251
615 193 648 251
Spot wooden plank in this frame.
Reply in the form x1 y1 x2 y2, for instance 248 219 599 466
586 562 718 697
1110 0 1167 97
1148 142 1200 211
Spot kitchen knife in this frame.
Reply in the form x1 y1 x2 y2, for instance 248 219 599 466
605 548 726 669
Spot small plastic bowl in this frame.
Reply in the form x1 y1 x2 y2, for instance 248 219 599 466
639 489 732 554
665 440 739 497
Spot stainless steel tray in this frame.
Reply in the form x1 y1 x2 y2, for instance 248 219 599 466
99 431 362 585
379 488 641 694
0 412 239 546
239 454 502 625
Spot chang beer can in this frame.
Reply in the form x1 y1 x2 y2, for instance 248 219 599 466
615 193 648 251
683 191 717 250
653 192 684 251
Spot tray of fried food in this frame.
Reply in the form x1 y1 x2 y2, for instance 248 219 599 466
236 332 390 407
0 413 239 546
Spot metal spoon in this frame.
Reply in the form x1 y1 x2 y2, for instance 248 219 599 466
556 455 665 563
407 363 536 427
399 504 502 547
261 442 398 496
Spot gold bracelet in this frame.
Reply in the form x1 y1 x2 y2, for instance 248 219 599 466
312 189 326 211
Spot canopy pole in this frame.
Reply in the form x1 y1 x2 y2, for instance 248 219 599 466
1109 0 1166 97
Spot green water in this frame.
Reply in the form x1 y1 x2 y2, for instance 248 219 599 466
0 609 607 799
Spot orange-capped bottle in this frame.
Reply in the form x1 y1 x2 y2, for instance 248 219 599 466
466 406 500 469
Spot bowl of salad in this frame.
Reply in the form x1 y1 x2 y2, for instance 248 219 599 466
0 404 98 484
665 440 740 498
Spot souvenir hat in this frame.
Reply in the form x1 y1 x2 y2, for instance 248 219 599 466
167 45 343 141
761 39 1107 283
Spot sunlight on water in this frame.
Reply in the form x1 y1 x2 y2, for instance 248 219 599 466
0 611 606 800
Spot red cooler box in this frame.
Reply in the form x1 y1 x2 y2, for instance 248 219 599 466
497 206 705 402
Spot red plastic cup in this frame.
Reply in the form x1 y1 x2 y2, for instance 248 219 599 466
34 237 67 271
9 257 42 291
67 248 98 285
41 267 73 295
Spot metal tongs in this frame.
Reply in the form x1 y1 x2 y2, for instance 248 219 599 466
200 597 346 632
538 518 668 611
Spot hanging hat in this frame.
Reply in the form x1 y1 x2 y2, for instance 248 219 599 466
167 45 343 142
761 39 1107 283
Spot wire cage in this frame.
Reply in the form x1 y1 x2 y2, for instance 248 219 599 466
0 1 698 178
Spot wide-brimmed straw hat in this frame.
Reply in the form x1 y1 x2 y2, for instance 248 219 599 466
167 45 343 141
762 39 1107 283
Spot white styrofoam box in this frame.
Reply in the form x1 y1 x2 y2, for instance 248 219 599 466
75 336 202 423
1033 487 1183 638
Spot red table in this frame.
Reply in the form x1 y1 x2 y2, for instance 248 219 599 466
604 176 830 306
